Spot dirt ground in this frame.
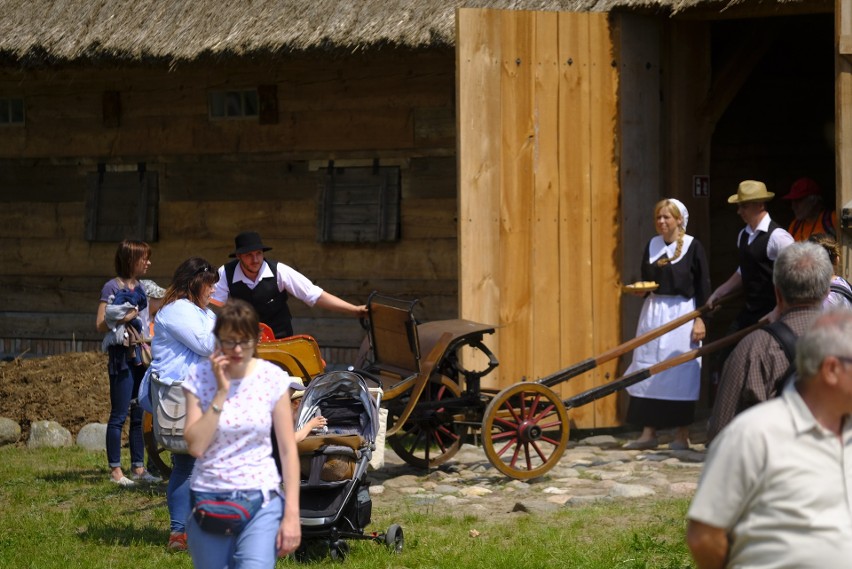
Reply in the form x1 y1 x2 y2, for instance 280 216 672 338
0 352 111 442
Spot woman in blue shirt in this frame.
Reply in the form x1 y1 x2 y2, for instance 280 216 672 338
141 257 219 552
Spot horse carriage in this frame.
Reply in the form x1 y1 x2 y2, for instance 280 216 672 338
144 292 749 482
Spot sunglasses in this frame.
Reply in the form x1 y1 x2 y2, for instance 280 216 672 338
218 339 256 350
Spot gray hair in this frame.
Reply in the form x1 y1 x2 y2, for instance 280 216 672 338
772 241 832 305
796 309 852 379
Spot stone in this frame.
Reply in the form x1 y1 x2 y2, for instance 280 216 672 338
459 485 493 497
75 423 107 451
0 417 21 446
669 482 698 496
369 485 385 495
27 420 72 448
567 495 610 506
578 435 620 449
546 495 572 505
609 483 656 498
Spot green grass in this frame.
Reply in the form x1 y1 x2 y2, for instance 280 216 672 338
0 446 695 568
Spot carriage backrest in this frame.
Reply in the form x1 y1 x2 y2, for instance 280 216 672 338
366 293 421 378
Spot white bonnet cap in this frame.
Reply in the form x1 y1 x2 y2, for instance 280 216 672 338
666 198 689 230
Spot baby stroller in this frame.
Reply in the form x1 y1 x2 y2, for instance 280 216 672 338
293 369 404 561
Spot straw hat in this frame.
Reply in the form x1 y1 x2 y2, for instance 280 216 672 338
288 378 306 400
727 180 774 204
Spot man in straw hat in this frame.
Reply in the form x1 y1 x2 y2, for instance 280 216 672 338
210 231 367 339
707 180 794 331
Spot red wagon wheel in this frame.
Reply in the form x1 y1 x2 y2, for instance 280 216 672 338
387 376 468 469
481 382 569 480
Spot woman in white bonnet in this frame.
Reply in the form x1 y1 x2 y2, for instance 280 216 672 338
622 199 711 450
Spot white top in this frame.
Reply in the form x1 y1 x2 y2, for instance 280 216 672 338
688 381 852 569
184 359 292 492
735 213 794 275
647 234 694 266
211 260 323 306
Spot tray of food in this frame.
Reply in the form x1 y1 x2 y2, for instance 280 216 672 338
622 281 659 293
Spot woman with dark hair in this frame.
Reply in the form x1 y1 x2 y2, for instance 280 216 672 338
140 256 219 551
96 239 159 487
183 299 301 566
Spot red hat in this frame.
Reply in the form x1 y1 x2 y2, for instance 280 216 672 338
782 177 821 200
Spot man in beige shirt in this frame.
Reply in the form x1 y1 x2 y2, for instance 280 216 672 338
687 310 852 569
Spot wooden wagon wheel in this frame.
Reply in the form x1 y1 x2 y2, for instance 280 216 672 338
481 382 569 480
387 376 469 468
142 411 171 478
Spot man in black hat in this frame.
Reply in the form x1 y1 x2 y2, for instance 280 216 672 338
210 231 366 338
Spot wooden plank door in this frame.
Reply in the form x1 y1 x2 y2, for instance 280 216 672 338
457 8 621 429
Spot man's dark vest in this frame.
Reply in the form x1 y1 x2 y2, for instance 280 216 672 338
224 258 293 338
738 220 781 327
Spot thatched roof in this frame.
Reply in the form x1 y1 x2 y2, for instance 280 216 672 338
0 0 827 64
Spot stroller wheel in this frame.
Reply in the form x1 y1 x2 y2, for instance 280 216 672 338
294 539 328 563
385 524 404 553
330 540 350 561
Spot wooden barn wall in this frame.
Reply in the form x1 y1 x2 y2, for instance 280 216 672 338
457 9 621 429
0 50 458 363
837 0 852 280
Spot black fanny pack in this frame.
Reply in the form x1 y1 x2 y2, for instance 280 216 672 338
191 489 264 535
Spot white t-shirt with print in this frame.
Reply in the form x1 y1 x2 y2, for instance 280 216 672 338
183 359 290 492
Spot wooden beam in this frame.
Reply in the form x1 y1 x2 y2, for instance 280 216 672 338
841 33 852 60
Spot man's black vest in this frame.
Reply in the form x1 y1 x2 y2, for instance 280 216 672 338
738 220 781 327
224 258 293 338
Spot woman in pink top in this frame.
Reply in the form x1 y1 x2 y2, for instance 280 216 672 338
183 300 301 567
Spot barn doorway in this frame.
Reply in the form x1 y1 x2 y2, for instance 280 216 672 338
705 13 835 347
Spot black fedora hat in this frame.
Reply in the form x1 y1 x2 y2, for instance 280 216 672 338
230 231 272 258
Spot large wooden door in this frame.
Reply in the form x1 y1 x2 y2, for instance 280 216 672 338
457 8 621 428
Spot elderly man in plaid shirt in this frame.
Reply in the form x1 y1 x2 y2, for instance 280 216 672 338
706 241 831 443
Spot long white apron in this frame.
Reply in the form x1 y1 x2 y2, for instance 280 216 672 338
624 293 700 401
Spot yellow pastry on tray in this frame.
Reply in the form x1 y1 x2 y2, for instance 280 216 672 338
622 281 660 293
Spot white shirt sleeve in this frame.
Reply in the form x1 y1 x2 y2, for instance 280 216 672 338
766 228 795 261
210 265 230 304
276 262 324 306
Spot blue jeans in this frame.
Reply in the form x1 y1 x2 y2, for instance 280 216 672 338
187 491 283 569
106 364 145 469
168 453 196 533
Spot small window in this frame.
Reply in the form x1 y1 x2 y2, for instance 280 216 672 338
84 166 159 242
209 89 259 119
0 98 25 125
317 165 401 243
